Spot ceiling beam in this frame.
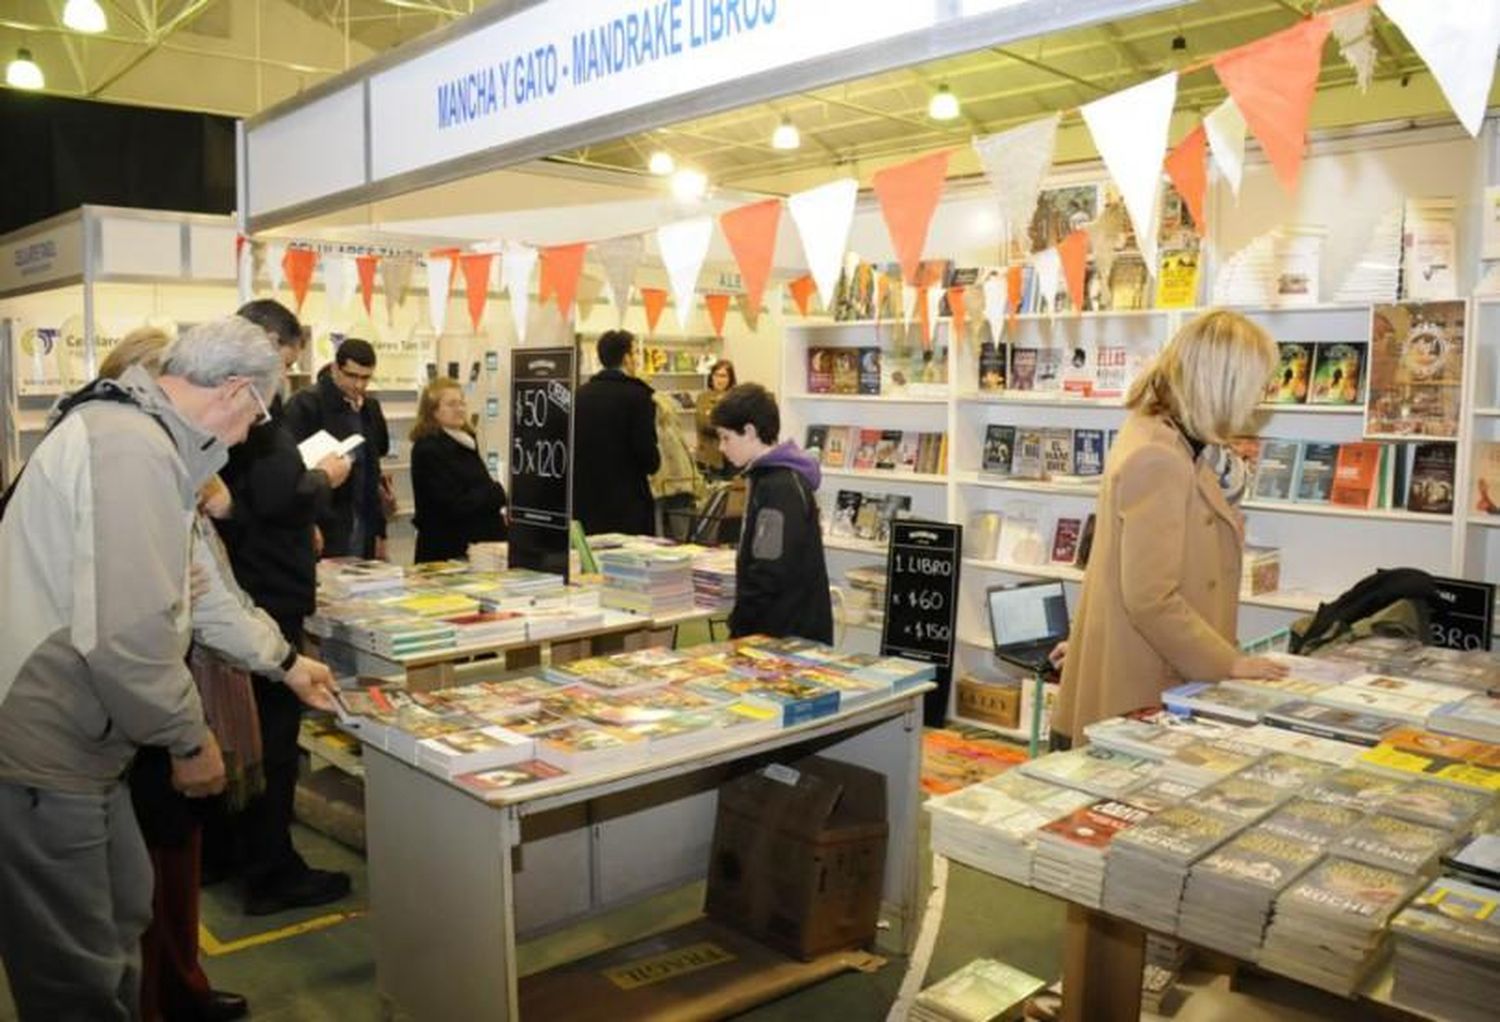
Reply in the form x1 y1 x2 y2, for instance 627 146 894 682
43 0 91 92
86 0 217 98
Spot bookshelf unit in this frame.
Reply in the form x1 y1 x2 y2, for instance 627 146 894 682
782 298 1498 736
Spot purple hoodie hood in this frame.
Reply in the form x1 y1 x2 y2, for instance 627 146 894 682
750 440 822 490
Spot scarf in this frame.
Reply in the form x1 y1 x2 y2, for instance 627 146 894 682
444 426 477 450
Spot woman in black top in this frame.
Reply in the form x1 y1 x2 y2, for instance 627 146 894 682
409 377 507 563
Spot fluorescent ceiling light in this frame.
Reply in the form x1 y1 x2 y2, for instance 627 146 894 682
928 84 960 121
63 0 108 33
6 50 44 90
648 150 675 176
771 117 800 151
670 168 708 203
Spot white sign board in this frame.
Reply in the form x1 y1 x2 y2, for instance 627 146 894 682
0 222 84 294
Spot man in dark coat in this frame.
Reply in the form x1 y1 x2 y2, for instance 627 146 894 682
282 337 391 559
572 329 660 536
711 383 833 643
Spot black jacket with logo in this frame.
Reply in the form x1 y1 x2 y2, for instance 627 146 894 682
731 441 833 644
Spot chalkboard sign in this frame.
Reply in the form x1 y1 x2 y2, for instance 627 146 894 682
880 519 962 726
1429 575 1495 652
508 347 575 580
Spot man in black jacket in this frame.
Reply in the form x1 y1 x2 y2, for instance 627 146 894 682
216 300 354 916
283 337 391 559
573 329 659 536
711 383 833 643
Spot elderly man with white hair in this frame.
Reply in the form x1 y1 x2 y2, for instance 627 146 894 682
0 315 336 1022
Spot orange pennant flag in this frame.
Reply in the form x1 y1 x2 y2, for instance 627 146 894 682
947 286 968 339
917 286 933 349
871 150 952 285
538 242 587 318
1057 231 1090 315
1163 124 1209 236
281 247 318 314
640 287 668 334
1006 263 1023 330
704 293 732 337
355 254 379 315
1214 16 1332 194
459 253 494 331
788 275 816 317
719 199 782 314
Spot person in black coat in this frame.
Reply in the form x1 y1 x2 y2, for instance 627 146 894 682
711 383 833 643
282 337 391 559
410 377 507 563
573 329 660 536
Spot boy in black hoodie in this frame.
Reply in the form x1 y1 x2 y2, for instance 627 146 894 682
711 383 833 643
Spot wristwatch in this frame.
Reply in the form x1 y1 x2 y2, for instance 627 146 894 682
279 646 299 673
172 744 202 760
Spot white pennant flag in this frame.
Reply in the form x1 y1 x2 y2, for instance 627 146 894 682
1081 71 1177 273
787 178 858 312
267 242 286 294
502 242 536 346
1203 97 1248 198
656 217 713 331
972 113 1061 250
323 255 353 315
981 272 1007 342
1032 248 1062 317
1331 7 1377 93
1380 0 1500 136
425 254 454 336
593 235 645 323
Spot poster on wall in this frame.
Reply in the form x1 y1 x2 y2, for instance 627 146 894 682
1363 300 1465 440
1401 198 1457 300
11 318 64 396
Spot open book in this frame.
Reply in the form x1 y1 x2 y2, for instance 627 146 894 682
297 429 364 469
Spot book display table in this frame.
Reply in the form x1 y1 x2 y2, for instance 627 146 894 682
341 639 936 1021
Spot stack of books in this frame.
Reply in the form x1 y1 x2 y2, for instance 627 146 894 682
1032 800 1151 908
1429 695 1500 744
1017 746 1155 800
1258 797 1365 850
1163 682 1292 725
1303 767 1413 809
1334 813 1455 875
1084 716 1202 761
1237 723 1366 765
1194 775 1293 824
911 958 1046 1022
1381 780 1493 831
1262 701 1406 747
1356 727 1500 792
1389 876 1500 1022
465 540 507 571
1178 827 1324 959
1442 832 1500 889
1102 805 1243 933
1260 857 1424 995
927 773 1093 884
1158 738 1263 788
1312 674 1473 725
1235 753 1335 795
316 557 407 598
690 549 737 610
598 547 695 616
439 609 527 647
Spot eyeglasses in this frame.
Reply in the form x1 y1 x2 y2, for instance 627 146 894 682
243 380 272 425
338 363 375 385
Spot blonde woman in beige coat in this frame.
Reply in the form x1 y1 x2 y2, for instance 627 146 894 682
1052 311 1289 745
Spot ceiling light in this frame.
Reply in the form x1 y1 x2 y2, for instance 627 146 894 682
928 84 960 121
771 117 800 151
648 150 675 176
63 0 108 33
670 168 708 203
6 50 43 90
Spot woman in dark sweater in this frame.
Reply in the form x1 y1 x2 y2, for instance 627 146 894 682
409 377 507 563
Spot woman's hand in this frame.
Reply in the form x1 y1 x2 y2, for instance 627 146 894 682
1047 641 1068 671
1229 655 1289 680
198 475 232 519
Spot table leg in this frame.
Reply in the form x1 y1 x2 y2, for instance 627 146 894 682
1061 904 1144 1022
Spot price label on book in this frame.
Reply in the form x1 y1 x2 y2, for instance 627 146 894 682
508 347 575 580
1428 576 1495 652
881 519 962 726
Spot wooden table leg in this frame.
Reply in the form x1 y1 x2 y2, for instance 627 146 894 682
1061 904 1145 1022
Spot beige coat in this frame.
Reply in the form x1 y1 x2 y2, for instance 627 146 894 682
650 391 704 501
1052 412 1243 740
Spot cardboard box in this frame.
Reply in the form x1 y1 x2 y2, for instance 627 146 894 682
705 755 888 960
955 675 1022 728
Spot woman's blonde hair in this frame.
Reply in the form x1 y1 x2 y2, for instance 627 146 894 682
410 377 466 441
98 326 172 380
1126 309 1277 442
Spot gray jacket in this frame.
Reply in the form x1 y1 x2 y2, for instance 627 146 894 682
0 367 238 792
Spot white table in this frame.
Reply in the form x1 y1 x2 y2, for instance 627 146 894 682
361 687 931 1021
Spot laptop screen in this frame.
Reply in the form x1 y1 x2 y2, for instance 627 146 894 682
987 581 1070 652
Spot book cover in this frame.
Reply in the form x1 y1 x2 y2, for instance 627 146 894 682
804 425 828 464
1309 343 1365 404
1335 813 1451 874
1010 348 1038 390
1034 347 1064 393
1252 440 1302 501
831 348 860 394
1473 441 1500 517
981 424 1015 477
830 491 862 537
1293 442 1339 502
807 348 833 393
874 429 902 471
1061 345 1096 396
853 493 883 541
1154 248 1201 309
1329 442 1382 508
1266 343 1313 404
1076 514 1098 568
1365 300 1465 438
1041 427 1074 478
896 432 921 474
1406 442 1456 514
823 426 853 469
1281 856 1422 922
1012 429 1046 480
1261 797 1365 848
1051 517 1082 564
852 429 881 470
858 347 882 395
978 340 1007 391
1072 429 1106 477
1391 876 1500 958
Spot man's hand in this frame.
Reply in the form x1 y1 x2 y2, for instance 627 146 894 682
1229 655 1290 680
1047 641 1068 672
318 452 352 488
171 732 227 798
285 655 337 712
198 475 233 519
373 536 388 561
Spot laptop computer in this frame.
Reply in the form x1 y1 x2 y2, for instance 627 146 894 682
986 580 1070 675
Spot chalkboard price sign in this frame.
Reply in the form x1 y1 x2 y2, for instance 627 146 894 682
881 519 962 726
1429 575 1495 652
508 347 575 580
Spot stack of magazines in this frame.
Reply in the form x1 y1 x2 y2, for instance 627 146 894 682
926 773 1092 884
1031 800 1149 908
1389 875 1500 1022
1101 805 1243 933
1178 827 1326 959
911 958 1045 1022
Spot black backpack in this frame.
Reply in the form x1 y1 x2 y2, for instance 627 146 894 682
1288 567 1441 655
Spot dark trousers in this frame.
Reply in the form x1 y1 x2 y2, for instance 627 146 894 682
239 617 308 895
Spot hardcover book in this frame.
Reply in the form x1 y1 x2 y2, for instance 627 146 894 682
807 348 833 393
874 429 902 471
1267 342 1313 404
896 432 921 474
804 425 828 464
981 424 1016 477
858 347 882 395
831 348 860 394
823 426 852 469
852 429 881 470
1041 427 1074 478
1073 429 1105 477
1474 440 1500 517
1365 300 1465 439
1406 442 1456 514
1309 343 1365 404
